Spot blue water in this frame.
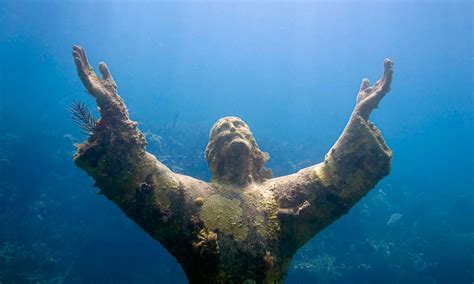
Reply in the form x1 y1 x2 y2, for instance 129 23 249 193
0 1 472 283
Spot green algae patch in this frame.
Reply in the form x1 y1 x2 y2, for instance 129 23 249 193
244 189 280 240
257 194 280 240
199 195 249 241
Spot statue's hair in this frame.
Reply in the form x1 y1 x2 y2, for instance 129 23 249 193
205 117 271 183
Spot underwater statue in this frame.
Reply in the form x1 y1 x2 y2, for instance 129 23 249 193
71 45 393 283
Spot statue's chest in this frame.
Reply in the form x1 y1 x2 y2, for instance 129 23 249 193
193 186 280 282
192 189 280 256
196 188 280 244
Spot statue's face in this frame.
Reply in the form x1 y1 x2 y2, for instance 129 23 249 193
205 116 269 184
208 117 255 162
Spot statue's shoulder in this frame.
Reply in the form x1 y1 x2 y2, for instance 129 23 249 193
259 163 327 192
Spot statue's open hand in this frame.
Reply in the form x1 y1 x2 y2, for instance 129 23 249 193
355 59 393 121
72 45 117 103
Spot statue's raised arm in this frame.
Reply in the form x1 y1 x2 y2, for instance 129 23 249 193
71 45 212 262
268 59 393 254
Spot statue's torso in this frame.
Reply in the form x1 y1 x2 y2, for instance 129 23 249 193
156 176 290 283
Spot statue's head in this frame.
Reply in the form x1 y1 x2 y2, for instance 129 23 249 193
205 116 271 186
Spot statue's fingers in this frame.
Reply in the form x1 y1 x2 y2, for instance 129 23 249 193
384 58 394 74
72 45 82 55
73 46 99 97
99 62 112 80
373 58 393 92
382 58 393 79
359 78 370 92
382 58 393 89
73 49 90 81
77 45 91 69
72 50 84 70
356 78 371 103
73 46 84 63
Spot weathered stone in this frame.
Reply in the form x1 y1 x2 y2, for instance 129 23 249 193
72 45 394 283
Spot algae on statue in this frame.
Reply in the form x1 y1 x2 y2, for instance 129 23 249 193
71 45 393 283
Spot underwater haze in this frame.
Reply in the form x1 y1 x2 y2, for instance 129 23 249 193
0 1 472 283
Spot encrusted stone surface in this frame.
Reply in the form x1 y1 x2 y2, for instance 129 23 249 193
200 195 249 241
72 46 394 283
